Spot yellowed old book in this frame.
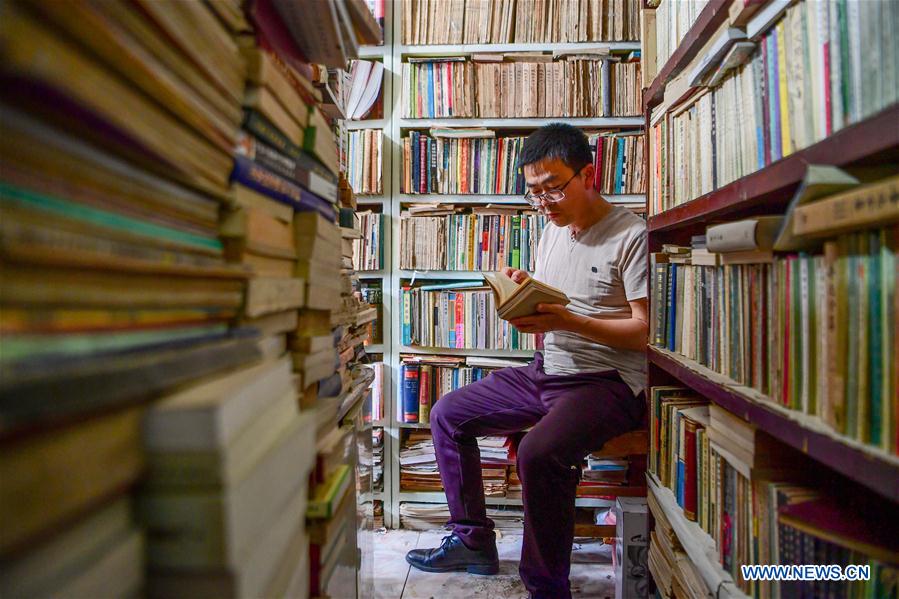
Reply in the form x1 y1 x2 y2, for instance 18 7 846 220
792 175 899 238
0 3 231 199
231 184 294 224
295 308 333 336
241 45 313 128
0 407 144 554
244 277 305 318
243 86 305 147
776 20 793 156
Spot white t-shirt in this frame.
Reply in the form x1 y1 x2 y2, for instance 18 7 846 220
533 206 648 395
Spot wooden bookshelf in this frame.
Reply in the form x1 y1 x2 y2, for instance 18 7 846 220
647 103 899 236
648 347 899 502
642 0 731 111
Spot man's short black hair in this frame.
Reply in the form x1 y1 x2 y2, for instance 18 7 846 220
518 123 593 174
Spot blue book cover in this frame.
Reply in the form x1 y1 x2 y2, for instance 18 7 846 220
418 280 482 291
428 63 435 118
231 155 336 220
667 265 678 350
615 137 625 194
767 33 781 161
401 363 421 423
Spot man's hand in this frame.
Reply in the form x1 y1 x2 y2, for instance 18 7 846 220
509 303 576 334
501 266 529 284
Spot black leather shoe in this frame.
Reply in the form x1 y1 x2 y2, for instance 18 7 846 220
405 534 499 575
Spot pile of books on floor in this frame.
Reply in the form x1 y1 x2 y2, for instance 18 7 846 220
345 129 382 195
399 206 547 272
402 283 538 351
647 485 709 599
353 210 384 271
589 131 647 195
402 0 641 44
649 386 899 597
400 431 514 498
400 503 525 531
401 131 527 195
651 175 897 453
399 355 529 424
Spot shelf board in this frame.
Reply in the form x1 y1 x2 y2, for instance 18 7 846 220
398 345 536 358
358 270 388 278
647 346 899 501
642 0 731 110
397 270 485 281
346 119 387 130
371 419 386 427
365 344 384 354
359 45 388 58
396 193 644 205
647 473 749 599
357 197 387 206
398 421 431 429
398 117 644 129
647 103 899 233
399 41 641 56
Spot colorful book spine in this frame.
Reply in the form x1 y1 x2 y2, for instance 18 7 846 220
230 155 336 220
402 363 421 423
418 364 431 424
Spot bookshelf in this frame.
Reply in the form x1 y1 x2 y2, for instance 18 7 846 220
643 0 899 595
353 1 649 529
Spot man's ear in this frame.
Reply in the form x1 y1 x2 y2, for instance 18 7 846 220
582 163 596 190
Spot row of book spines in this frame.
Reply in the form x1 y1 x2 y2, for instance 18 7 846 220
593 134 644 195
651 232 897 452
403 213 536 271
402 133 525 195
400 288 531 350
400 364 489 423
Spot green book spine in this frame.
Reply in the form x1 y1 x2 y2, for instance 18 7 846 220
868 230 882 447
511 215 521 269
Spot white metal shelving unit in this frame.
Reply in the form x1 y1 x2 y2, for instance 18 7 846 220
357 4 645 528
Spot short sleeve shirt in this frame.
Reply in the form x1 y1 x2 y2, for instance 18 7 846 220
533 206 648 395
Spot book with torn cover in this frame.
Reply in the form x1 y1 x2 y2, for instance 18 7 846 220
482 271 569 320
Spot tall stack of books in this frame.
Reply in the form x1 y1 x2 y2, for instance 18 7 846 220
0 1 256 594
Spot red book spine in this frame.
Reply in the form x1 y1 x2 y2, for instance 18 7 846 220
683 420 699 521
419 136 426 194
594 136 604 192
418 365 431 424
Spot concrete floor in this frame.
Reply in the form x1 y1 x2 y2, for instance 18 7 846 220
373 529 616 599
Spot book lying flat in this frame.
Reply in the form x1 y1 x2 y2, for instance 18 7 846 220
482 271 569 320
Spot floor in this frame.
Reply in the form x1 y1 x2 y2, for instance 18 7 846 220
373 529 616 599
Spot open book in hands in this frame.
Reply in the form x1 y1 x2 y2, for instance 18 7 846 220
482 271 570 321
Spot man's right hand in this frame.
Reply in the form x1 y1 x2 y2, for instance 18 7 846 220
501 267 529 284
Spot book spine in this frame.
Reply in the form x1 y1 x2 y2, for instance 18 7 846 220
511 215 521 270
231 156 336 220
402 363 421 423
418 364 431 424
455 293 464 348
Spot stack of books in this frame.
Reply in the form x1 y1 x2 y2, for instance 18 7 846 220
401 130 527 195
345 129 382 195
647 485 712 599
353 210 384 271
0 1 260 595
399 355 528 424
400 431 514 498
359 279 384 345
402 282 538 351
140 358 317 598
402 0 641 45
399 206 547 272
400 503 525 531
373 427 385 493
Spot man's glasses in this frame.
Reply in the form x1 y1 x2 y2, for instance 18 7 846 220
523 166 585 208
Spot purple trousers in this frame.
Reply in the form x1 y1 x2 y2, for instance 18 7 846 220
430 353 645 598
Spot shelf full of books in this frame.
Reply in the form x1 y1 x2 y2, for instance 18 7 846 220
644 0 899 596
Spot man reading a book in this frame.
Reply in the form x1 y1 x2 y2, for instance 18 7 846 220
406 124 648 598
